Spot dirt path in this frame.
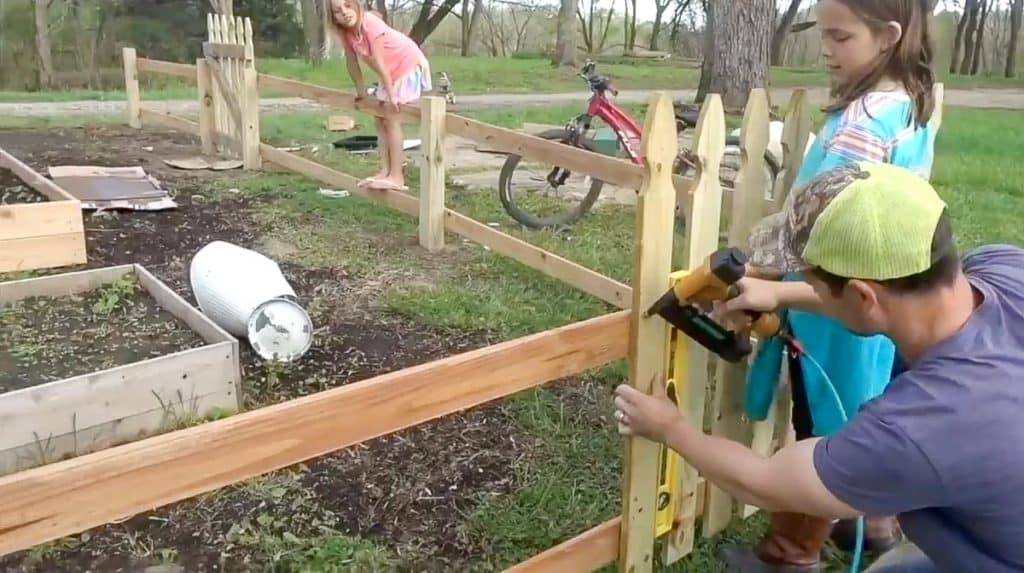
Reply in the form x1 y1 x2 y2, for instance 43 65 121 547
3 86 1023 117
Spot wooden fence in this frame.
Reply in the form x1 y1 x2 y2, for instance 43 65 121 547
0 17 945 572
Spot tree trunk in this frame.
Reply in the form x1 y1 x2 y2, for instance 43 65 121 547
300 0 324 65
34 0 54 89
771 0 802 66
552 0 577 66
375 0 389 24
701 0 771 109
460 0 483 56
949 0 973 73
649 0 676 51
618 0 634 53
1009 0 1023 77
696 0 714 103
959 0 980 75
409 0 460 45
970 0 991 75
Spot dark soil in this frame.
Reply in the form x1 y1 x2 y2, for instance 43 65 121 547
0 275 205 393
0 168 45 205
0 126 534 572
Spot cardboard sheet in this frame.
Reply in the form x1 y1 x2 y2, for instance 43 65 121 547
47 166 177 211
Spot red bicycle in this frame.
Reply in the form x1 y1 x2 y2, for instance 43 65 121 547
498 61 780 230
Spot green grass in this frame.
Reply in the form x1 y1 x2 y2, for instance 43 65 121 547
4 56 1020 104
931 106 1024 250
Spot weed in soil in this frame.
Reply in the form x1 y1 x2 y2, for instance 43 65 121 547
0 168 46 204
0 274 205 393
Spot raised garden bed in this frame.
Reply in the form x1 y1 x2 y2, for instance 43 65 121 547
0 264 241 476
0 146 87 273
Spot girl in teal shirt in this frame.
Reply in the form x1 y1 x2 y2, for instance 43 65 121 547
723 0 940 570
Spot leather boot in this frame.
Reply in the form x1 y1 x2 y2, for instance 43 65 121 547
831 515 903 554
720 511 834 572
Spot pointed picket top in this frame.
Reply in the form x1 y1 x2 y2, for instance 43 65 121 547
733 88 771 243
235 16 245 46
638 92 679 192
244 18 255 59
929 82 944 132
772 88 812 211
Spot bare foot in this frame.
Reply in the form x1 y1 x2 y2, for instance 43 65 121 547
369 177 407 191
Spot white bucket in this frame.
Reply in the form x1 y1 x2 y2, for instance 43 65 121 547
190 241 313 362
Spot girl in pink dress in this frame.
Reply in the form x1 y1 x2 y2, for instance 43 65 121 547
326 0 432 191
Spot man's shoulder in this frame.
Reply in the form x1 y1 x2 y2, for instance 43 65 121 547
963 244 1024 275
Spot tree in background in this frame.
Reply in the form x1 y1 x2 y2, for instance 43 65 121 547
649 0 687 51
771 0 803 65
459 0 484 56
699 0 772 109
299 0 324 65
1006 0 1022 76
409 0 460 44
623 0 637 53
551 0 576 66
577 0 614 54
34 0 55 88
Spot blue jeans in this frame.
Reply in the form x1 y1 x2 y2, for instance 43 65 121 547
865 543 936 573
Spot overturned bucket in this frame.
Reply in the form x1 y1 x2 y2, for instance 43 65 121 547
190 241 313 362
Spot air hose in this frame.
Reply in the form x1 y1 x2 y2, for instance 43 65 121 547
788 337 866 573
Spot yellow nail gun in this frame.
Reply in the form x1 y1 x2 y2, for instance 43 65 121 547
647 246 782 536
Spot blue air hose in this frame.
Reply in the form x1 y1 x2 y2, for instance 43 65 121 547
799 347 866 573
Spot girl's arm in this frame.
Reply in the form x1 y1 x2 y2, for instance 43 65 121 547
344 47 367 99
366 35 396 103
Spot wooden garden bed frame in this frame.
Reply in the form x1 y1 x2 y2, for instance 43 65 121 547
0 17 943 571
0 264 241 477
0 147 86 273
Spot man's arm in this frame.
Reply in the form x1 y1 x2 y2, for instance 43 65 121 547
722 277 828 317
664 422 861 517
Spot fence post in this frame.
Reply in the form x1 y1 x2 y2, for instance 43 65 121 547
617 92 677 573
419 96 447 252
662 93 726 566
241 18 261 169
197 59 215 155
703 88 772 533
122 47 141 129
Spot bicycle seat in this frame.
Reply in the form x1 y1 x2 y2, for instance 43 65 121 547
676 110 700 129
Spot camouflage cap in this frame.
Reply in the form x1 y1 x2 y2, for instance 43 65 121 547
748 162 949 280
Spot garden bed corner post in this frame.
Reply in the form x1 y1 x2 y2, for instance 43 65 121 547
618 91 677 573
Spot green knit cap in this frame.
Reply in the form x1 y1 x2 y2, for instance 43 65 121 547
748 162 950 280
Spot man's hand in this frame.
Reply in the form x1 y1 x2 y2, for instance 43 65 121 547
613 377 684 444
724 277 782 314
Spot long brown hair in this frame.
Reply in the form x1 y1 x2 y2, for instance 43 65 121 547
324 0 364 41
826 0 935 126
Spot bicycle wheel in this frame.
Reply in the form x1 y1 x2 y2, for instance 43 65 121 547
498 129 606 230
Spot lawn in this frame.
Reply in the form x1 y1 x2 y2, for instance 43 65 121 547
0 102 1020 572
2 55 1022 103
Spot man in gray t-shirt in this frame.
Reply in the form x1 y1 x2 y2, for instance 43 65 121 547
612 162 1024 571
